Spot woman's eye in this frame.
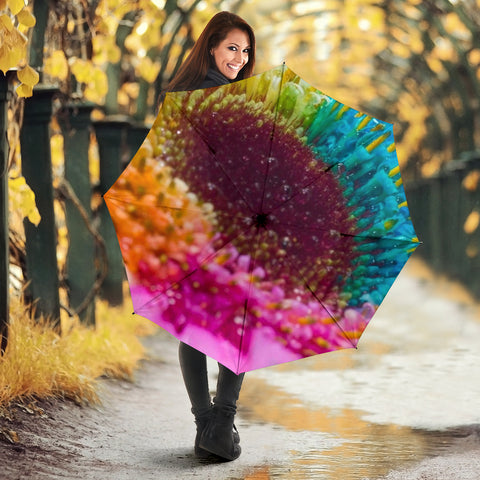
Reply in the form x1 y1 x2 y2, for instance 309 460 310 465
228 46 238 51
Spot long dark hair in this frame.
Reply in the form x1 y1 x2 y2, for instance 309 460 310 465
165 11 256 93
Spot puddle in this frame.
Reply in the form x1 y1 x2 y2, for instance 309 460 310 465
235 260 480 479
243 380 450 476
240 376 479 479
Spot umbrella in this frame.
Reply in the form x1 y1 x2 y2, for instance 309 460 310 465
104 64 420 374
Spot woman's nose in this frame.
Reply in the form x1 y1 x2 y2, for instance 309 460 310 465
237 50 247 64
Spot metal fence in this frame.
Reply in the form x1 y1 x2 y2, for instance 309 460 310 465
406 151 480 298
1 79 148 353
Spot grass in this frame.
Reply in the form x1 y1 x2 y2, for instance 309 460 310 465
0 292 158 409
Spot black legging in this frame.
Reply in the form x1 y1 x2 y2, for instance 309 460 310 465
178 342 245 418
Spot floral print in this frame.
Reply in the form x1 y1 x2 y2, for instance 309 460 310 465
104 65 419 373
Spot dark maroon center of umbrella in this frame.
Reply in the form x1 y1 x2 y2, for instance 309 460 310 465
254 212 269 229
171 100 359 301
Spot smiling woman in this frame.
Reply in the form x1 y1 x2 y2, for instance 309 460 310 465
164 11 255 93
158 11 257 462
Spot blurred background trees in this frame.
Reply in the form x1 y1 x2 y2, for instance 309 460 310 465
1 0 478 408
31 0 479 179
2 0 479 332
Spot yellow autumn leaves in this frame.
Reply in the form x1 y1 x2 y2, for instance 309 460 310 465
8 176 40 226
2 1 40 223
42 52 110 105
39 0 163 104
0 0 38 97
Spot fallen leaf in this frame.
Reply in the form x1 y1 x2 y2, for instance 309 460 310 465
0 427 19 444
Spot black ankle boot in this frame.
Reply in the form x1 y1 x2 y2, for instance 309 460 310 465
199 405 241 461
194 410 213 458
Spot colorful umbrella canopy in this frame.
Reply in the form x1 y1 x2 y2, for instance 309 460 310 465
104 64 420 374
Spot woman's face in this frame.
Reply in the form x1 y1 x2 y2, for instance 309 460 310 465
211 28 251 80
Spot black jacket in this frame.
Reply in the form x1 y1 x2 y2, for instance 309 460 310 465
197 68 231 89
158 68 230 106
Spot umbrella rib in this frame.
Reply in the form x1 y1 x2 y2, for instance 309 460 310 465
336 231 420 245
237 298 249 374
236 225 268 373
271 219 419 245
134 223 255 314
167 96 256 215
302 281 357 349
268 168 330 215
267 157 361 217
260 62 287 213
103 195 210 217
279 250 357 349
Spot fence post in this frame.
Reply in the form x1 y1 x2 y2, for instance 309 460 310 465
20 86 61 329
58 102 97 326
0 72 14 354
406 178 430 263
127 122 149 164
427 175 444 271
93 117 130 306
441 162 465 280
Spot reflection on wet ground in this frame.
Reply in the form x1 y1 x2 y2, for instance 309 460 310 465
236 259 480 479
240 376 479 479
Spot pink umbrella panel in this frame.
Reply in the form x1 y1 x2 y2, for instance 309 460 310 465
104 65 420 374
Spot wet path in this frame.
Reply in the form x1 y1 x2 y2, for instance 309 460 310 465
238 257 480 479
2 257 480 479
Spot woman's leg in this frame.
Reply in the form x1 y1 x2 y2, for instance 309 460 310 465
178 342 211 415
178 342 212 456
199 364 245 461
214 364 244 413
